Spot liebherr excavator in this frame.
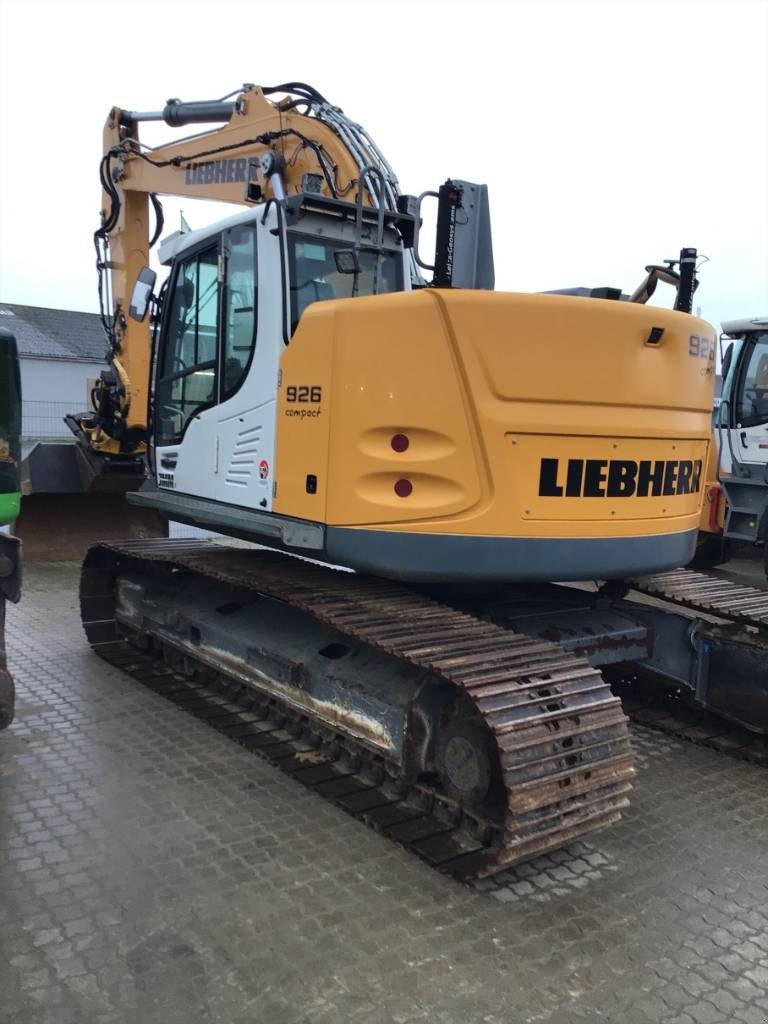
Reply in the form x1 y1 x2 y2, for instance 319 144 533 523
72 83 768 878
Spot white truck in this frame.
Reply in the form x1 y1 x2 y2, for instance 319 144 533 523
712 316 768 569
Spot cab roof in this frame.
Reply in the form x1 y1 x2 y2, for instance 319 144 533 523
722 317 768 337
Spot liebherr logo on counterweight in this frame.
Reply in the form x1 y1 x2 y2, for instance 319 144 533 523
538 458 703 498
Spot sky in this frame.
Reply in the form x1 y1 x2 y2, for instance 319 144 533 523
0 0 766 332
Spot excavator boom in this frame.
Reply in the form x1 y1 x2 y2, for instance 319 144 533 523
77 83 422 460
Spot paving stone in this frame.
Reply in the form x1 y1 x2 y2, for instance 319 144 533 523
2 560 768 1024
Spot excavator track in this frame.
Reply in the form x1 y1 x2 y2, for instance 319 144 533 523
612 675 768 766
80 539 634 880
624 566 768 759
630 568 768 629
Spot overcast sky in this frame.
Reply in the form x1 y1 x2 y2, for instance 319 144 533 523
1 0 766 331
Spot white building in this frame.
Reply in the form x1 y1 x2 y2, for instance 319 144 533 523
0 303 105 448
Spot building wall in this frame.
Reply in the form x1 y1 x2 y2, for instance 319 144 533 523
19 356 220 539
20 358 104 441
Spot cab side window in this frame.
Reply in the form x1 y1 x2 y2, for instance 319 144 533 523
221 225 257 400
737 338 768 427
156 246 219 445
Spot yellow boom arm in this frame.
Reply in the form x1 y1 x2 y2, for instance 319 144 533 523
85 83 403 455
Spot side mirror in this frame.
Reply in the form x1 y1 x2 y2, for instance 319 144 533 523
334 250 359 275
129 266 158 322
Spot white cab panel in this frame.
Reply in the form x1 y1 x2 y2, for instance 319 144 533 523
214 205 285 510
155 206 286 512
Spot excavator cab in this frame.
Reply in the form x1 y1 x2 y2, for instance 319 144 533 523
147 195 412 509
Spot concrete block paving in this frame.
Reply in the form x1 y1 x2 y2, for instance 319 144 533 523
1 563 767 1023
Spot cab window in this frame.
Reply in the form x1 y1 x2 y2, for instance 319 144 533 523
221 225 257 400
736 334 768 427
156 246 219 445
287 234 403 333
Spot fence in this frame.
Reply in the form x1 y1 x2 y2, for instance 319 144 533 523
22 400 75 442
20 399 222 539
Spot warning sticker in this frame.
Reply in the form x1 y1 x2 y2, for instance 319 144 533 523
259 460 269 480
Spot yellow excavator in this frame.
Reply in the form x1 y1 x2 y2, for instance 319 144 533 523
70 83 768 879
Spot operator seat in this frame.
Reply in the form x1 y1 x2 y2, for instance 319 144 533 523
291 275 337 335
295 278 336 318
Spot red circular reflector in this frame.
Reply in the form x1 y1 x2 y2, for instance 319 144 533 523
394 479 413 498
391 433 409 453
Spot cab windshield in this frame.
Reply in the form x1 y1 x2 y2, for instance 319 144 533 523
288 233 403 333
0 331 21 509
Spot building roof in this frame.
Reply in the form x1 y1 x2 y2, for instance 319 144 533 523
0 303 107 362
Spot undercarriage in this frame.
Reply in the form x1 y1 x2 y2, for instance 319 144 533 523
79 539 768 877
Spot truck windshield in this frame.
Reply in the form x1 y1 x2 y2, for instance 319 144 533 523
0 330 21 521
288 233 403 333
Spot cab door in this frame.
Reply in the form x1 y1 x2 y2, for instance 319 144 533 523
214 207 285 510
154 240 221 500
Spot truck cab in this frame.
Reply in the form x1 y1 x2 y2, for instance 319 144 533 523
715 317 768 542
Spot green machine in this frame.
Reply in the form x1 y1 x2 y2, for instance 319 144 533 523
0 327 22 728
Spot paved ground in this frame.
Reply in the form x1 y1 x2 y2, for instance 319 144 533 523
2 562 768 1024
